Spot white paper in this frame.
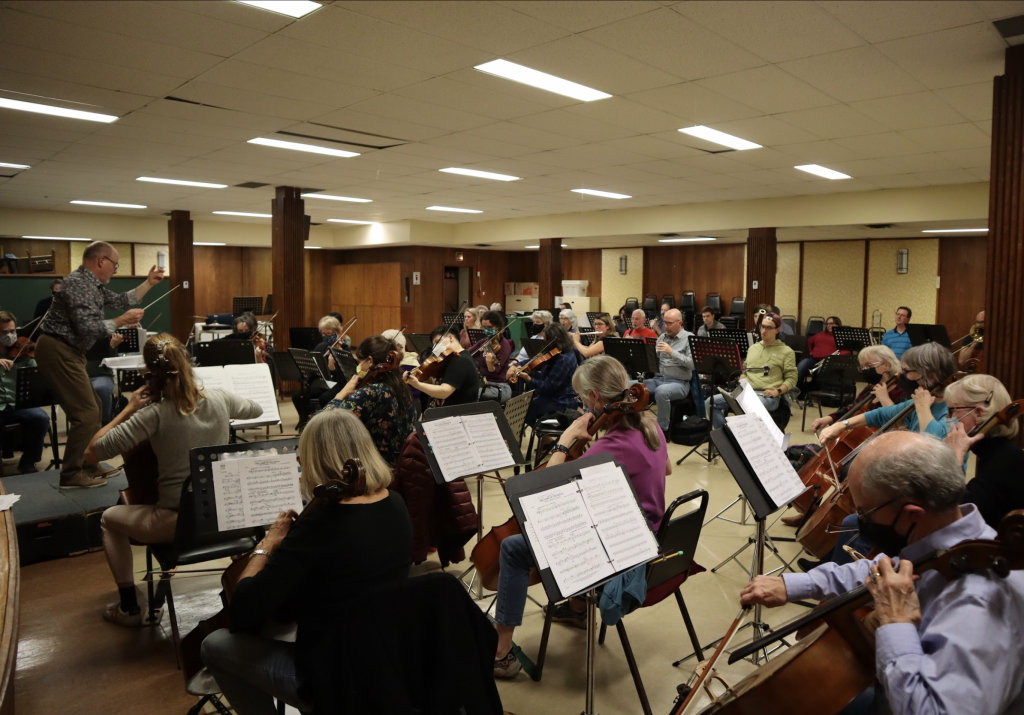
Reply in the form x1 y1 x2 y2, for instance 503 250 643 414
422 413 514 482
211 453 302 530
726 413 805 508
225 364 280 426
193 366 227 392
736 379 786 448
522 520 549 570
0 495 21 512
520 483 614 597
578 462 659 572
462 413 515 472
100 355 145 370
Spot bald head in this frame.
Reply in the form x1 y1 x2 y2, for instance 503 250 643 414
664 309 683 336
976 311 985 324
849 432 964 514
82 241 119 283
83 241 115 263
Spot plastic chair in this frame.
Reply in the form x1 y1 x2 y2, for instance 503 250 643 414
782 314 797 335
624 297 640 314
642 294 659 320
661 294 675 309
805 316 825 337
679 291 696 331
705 293 722 318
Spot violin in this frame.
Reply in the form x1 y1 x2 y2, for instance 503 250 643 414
406 346 456 384
564 382 650 460
3 337 35 362
355 350 400 391
508 338 561 384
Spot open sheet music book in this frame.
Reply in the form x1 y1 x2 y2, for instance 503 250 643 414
519 461 659 598
735 379 786 448
725 413 804 509
211 452 302 530
421 412 515 482
194 363 280 426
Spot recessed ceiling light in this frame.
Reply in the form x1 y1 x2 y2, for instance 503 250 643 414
304 245 322 249
71 200 146 209
301 193 372 203
426 206 483 214
327 218 377 225
0 162 29 169
248 137 359 158
440 167 520 182
234 0 321 18
678 125 761 151
0 97 118 123
658 237 717 243
795 164 851 180
194 242 226 246
137 176 228 188
921 228 988 233
474 59 611 102
526 244 569 248
572 188 631 199
23 235 91 242
213 211 272 218
525 245 540 249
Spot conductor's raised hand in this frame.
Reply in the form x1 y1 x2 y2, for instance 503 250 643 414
147 264 165 285
740 575 788 608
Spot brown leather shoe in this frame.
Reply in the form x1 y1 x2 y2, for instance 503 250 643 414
781 513 804 527
59 472 108 489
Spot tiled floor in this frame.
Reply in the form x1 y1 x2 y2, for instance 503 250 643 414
6 396 945 715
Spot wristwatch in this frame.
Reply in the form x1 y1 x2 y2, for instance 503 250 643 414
551 444 572 456
841 419 850 429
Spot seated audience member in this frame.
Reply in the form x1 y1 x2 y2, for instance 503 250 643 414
407 330 481 407
512 323 578 424
772 306 794 337
0 311 49 474
33 277 63 321
958 310 984 367
742 431 1024 715
622 309 658 340
615 305 630 336
324 335 416 465
490 302 503 312
796 316 849 387
493 356 669 677
881 306 913 360
642 309 694 434
459 307 482 350
201 409 412 714
86 331 123 425
808 344 905 434
695 306 725 337
291 315 348 427
86 334 262 625
708 312 796 429
572 312 618 358
470 311 514 404
559 308 579 335
944 374 1024 528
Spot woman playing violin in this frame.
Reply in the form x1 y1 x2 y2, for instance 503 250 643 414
0 311 49 475
323 335 415 466
406 330 481 407
85 334 263 626
493 355 669 679
291 315 349 426
201 409 412 715
573 312 618 358
514 323 578 424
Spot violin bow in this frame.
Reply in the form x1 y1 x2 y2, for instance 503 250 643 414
10 307 49 362
671 606 750 715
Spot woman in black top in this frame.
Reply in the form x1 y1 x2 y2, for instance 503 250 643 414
201 409 412 714
944 374 1024 528
406 330 480 407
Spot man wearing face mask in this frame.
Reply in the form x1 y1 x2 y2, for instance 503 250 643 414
0 311 50 474
741 431 1024 715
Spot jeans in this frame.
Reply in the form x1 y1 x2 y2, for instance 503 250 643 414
202 628 311 715
707 393 780 429
796 358 817 390
91 376 115 425
495 534 534 627
829 513 870 566
635 376 690 432
479 382 511 404
0 406 49 469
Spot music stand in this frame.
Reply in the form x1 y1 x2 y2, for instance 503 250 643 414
465 328 486 346
521 339 548 359
191 341 256 367
578 333 596 347
708 328 752 360
232 296 263 317
329 347 357 384
269 351 302 384
263 294 272 315
404 333 433 355
288 327 321 352
677 337 743 466
832 326 873 353
906 323 951 348
441 312 463 330
602 337 658 379
115 327 142 353
14 367 61 470
117 369 146 395
288 348 329 385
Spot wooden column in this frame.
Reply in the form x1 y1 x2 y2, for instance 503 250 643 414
746 227 777 327
538 238 562 312
272 186 306 350
985 44 1024 405
167 210 195 342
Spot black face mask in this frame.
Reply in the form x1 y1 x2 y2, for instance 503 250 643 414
897 373 922 395
860 368 883 385
858 510 914 556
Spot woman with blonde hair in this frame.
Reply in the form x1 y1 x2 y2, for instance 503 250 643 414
86 334 263 626
201 409 412 715
572 312 618 358
808 344 906 433
459 307 483 349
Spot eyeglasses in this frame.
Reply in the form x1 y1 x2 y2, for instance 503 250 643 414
856 496 897 522
947 405 975 419
101 256 119 270
759 324 777 331
663 319 680 325
825 322 836 327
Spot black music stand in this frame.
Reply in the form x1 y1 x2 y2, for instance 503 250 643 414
269 352 302 384
602 337 658 379
232 296 263 317
677 337 743 465
115 327 142 353
521 339 548 359
329 348 357 384
117 369 146 395
578 333 596 346
288 348 329 385
832 326 873 353
14 367 61 471
263 294 272 315
191 340 256 367
708 328 753 359
465 328 486 346
404 333 433 355
288 327 321 352
584 312 603 330
441 312 463 330
906 323 951 348
416 401 524 486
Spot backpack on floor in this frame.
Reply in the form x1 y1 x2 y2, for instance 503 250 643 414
671 416 710 446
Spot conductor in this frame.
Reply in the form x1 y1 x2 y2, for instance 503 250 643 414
36 241 164 489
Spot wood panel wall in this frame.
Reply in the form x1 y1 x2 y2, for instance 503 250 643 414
331 262 402 344
0 238 71 276
938 235 987 346
191 246 272 318
642 244 746 312
562 248 601 299
304 250 333 325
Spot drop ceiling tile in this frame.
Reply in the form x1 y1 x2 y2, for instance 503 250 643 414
562 98 685 134
913 168 980 185
817 1 986 43
933 83 994 122
344 94 494 133
161 1 296 32
393 77 551 121
696 65 839 115
878 152 958 173
643 177 714 192
379 142 495 166
968 166 991 181
626 82 762 124
195 60 379 108
711 146 806 170
937 147 991 169
876 23 1007 90
975 1 1024 20
423 133 537 159
461 156 567 176
144 99 292 133
513 150 607 171
777 46 928 103
600 135 703 160
306 107 450 142
728 168 807 185
497 1 661 33
832 132 926 158
587 164 668 182
552 142 659 167
676 153 763 173
773 105 890 141
685 172 758 189
173 81 338 122
512 110 635 143
713 115 824 146
467 121 588 151
898 123 990 151
849 91 972 132
582 7 765 81
625 160 707 178
674 1 865 63
821 158 898 177
698 184 794 201
0 68 155 114
121 111 260 142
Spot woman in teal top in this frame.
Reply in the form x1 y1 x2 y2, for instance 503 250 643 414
818 342 955 442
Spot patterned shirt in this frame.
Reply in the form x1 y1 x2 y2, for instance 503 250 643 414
323 382 415 465
40 265 137 352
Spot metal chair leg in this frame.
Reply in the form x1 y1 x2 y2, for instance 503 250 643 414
534 601 554 680
615 621 653 715
598 622 607 645
146 549 156 623
163 576 182 670
674 590 704 661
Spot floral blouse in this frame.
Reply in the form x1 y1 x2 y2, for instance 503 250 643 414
324 383 415 465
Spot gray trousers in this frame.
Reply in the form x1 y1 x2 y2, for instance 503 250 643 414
202 628 311 715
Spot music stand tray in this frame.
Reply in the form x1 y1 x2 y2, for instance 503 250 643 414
404 333 433 355
191 340 257 367
416 401 525 485
601 337 658 378
906 323 951 349
232 296 263 316
465 328 487 346
441 312 463 330
832 326 873 353
708 328 752 360
689 336 742 385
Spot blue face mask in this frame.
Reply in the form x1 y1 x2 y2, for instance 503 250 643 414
484 327 498 337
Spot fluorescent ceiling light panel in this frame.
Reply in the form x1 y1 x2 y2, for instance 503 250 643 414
23 235 90 242
658 237 717 243
525 245 539 249
234 0 321 18
301 193 371 203
0 97 117 123
678 125 761 151
572 188 631 199
71 200 146 209
304 246 322 249
795 164 851 180
474 59 611 102
248 137 359 158
921 228 988 233
213 211 272 218
439 167 519 182
0 162 29 169
194 242 226 246
426 206 482 214
137 176 228 188
326 218 377 225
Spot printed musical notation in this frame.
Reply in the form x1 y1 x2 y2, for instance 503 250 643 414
736 379 786 448
726 413 804 508
579 462 659 572
212 452 302 530
194 364 280 426
421 412 514 482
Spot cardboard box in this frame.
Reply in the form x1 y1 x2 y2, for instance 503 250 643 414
519 282 539 296
504 282 517 295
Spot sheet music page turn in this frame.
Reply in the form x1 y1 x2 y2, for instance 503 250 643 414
226 363 280 425
736 379 786 447
578 462 659 572
726 413 804 508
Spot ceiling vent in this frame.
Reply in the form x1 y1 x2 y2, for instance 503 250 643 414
475 243 492 247
659 233 682 238
995 14 1024 39
235 181 269 189
864 224 894 230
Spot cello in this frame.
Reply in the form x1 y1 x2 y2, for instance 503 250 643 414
469 383 650 591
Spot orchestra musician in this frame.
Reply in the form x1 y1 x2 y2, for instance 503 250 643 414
459 307 482 349
649 301 671 334
514 323 578 424
559 308 579 335
741 431 1024 715
85 334 262 626
493 356 668 678
35 241 162 489
958 310 984 367
808 344 905 433
472 311 515 405
614 305 630 336
220 313 257 339
32 277 62 321
641 309 694 434
0 311 49 475
291 316 348 426
695 305 725 337
324 335 416 466
85 331 124 425
622 309 658 340
201 409 412 715
509 310 552 368
572 312 617 358
406 330 481 407
796 316 849 388
881 306 913 360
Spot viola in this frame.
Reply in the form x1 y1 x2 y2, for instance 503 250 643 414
406 346 456 384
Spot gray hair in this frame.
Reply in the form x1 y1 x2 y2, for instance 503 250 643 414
82 241 115 262
901 343 955 394
559 308 578 331
860 432 965 513
944 374 1018 439
632 309 646 319
858 344 899 376
531 310 553 325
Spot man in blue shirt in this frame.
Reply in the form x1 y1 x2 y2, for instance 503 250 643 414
741 431 1024 715
881 306 913 359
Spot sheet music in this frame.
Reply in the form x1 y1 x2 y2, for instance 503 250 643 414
225 364 280 426
422 413 514 481
578 462 659 572
522 519 549 570
0 495 21 512
193 366 227 392
726 413 805 508
462 413 514 472
736 379 786 447
211 453 302 530
100 355 145 370
520 483 614 597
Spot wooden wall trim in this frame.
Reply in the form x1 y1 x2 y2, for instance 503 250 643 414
862 240 870 328
746 227 778 327
797 241 804 330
